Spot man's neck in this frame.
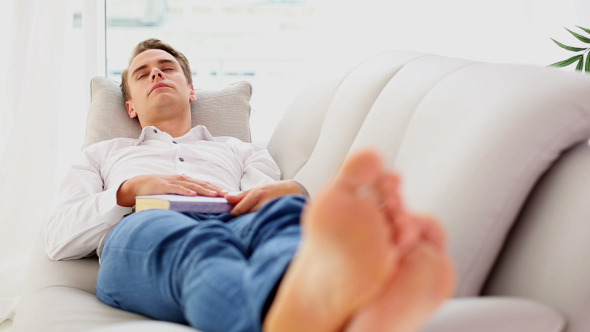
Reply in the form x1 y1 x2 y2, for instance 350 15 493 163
141 112 192 138
151 119 192 137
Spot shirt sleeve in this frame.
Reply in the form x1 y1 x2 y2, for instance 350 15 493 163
43 142 132 261
219 137 281 191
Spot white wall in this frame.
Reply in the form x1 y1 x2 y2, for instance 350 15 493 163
251 0 590 143
310 0 590 68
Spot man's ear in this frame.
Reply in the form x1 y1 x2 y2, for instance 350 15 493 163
188 84 197 102
125 101 138 119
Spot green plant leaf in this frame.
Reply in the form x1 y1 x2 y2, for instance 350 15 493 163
576 57 584 71
585 54 590 72
565 28 590 43
550 54 584 67
551 38 587 52
576 26 590 35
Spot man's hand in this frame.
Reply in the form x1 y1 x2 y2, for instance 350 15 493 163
117 174 227 207
225 180 306 216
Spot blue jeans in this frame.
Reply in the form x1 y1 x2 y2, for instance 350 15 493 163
96 195 306 332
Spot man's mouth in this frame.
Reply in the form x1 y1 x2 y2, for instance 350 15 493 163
149 83 171 95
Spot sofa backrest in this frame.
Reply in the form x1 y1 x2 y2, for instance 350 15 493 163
483 142 590 332
267 51 590 301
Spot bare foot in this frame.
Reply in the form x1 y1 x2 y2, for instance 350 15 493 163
264 150 411 332
345 214 456 332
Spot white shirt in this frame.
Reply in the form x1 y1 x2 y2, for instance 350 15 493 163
43 125 281 261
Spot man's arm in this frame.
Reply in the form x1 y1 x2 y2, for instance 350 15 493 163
225 180 307 216
45 144 229 260
116 174 227 207
217 137 308 216
44 145 132 260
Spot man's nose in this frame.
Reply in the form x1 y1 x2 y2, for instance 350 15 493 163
151 69 164 82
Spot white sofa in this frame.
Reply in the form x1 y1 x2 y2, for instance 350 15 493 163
13 51 590 331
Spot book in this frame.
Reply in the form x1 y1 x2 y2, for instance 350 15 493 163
135 194 233 214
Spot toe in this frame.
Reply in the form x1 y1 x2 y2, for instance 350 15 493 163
337 149 385 190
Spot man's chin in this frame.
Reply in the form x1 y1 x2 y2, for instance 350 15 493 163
145 99 190 115
148 92 182 105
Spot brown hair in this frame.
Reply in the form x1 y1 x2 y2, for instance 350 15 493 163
120 38 193 102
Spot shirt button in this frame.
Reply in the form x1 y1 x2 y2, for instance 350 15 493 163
153 129 158 133
172 141 178 144
179 157 185 162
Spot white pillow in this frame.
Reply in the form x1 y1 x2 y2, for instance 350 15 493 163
84 77 252 147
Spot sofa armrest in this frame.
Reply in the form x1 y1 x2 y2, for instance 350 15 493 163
484 142 590 332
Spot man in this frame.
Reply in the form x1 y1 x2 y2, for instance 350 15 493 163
44 39 455 332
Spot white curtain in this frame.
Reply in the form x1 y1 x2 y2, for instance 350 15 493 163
0 0 70 323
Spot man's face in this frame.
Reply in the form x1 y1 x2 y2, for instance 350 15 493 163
125 49 196 125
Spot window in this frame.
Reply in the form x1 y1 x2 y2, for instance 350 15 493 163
106 0 316 142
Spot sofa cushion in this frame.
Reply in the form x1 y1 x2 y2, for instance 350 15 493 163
14 236 194 332
421 297 565 332
387 63 590 296
88 321 197 332
84 77 252 147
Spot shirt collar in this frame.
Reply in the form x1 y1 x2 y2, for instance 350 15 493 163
135 125 214 145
